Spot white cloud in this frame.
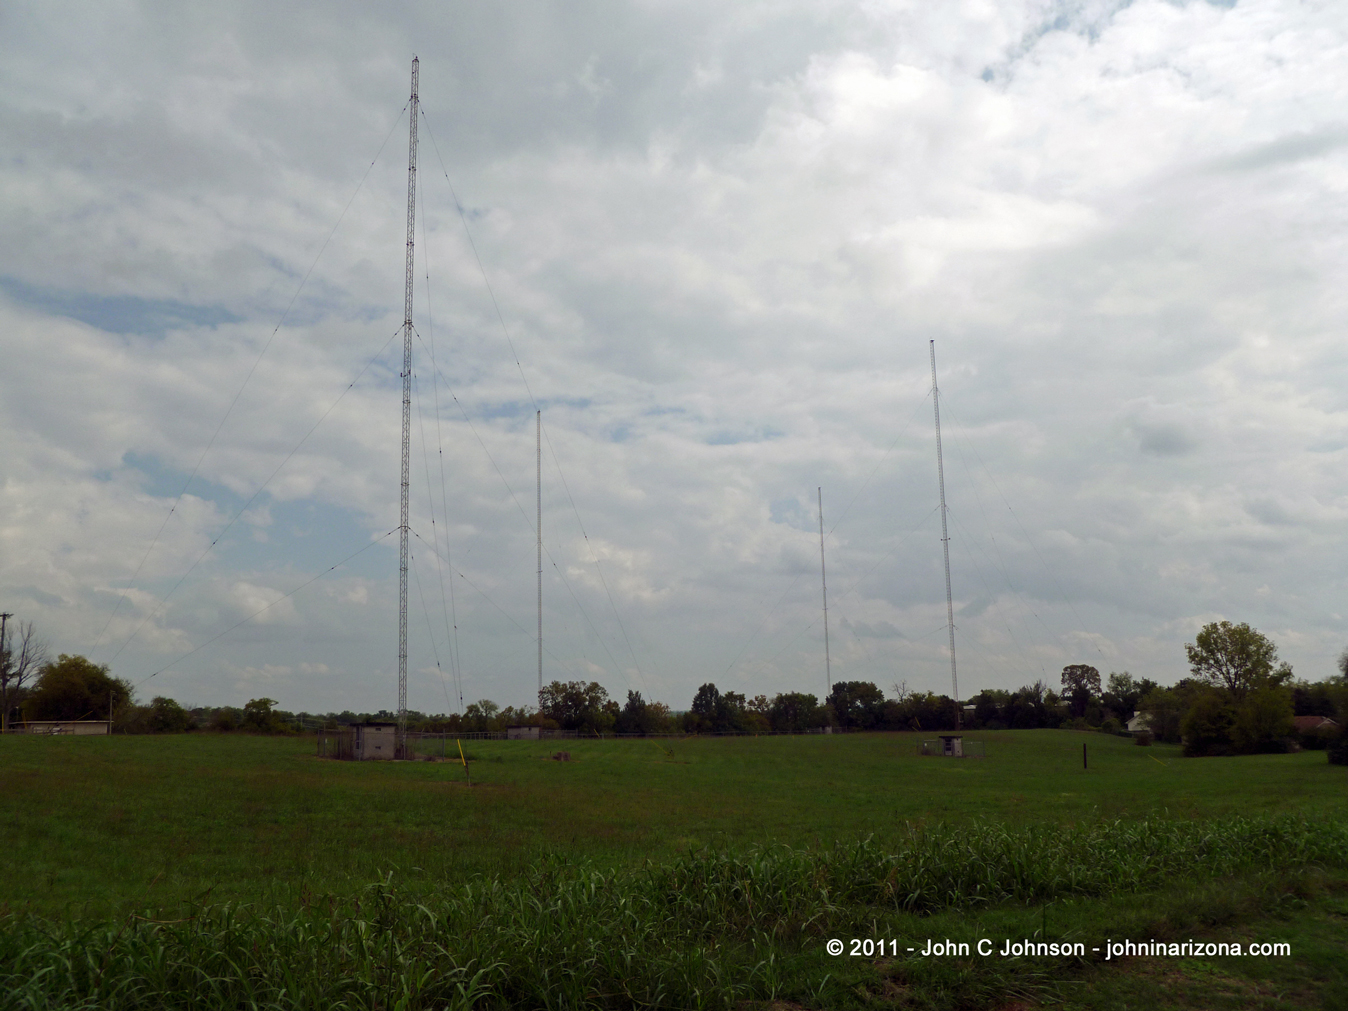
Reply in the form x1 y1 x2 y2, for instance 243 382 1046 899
2 0 1347 711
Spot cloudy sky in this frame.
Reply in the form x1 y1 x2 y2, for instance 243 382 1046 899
3 0 1347 715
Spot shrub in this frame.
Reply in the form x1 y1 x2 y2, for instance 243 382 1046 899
23 655 133 722
1329 727 1348 766
1299 725 1336 751
1231 685 1295 754
209 708 240 732
1138 686 1185 743
148 696 193 733
1181 691 1236 756
1134 731 1154 746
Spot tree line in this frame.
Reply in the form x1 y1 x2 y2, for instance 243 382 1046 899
4 616 1345 760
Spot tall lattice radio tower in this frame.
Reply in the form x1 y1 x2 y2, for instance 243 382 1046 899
397 57 419 756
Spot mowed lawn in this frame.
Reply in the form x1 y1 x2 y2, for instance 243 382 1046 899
2 729 1342 916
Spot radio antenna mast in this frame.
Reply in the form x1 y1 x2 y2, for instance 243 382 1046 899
818 486 831 700
929 340 959 729
537 410 543 696
398 57 419 757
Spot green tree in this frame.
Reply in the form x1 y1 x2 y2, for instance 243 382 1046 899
716 690 749 732
1231 685 1295 753
463 699 501 732
1102 671 1159 722
538 680 611 733
1291 680 1339 718
768 692 823 732
1060 665 1101 718
685 684 749 732
1138 686 1183 744
209 707 241 732
885 691 959 731
827 681 885 730
24 655 132 722
614 690 651 735
689 683 720 727
0 620 47 731
971 688 1012 729
646 700 677 733
1185 621 1291 701
1180 691 1237 757
494 704 540 730
1328 725 1348 766
148 696 192 733
242 698 280 733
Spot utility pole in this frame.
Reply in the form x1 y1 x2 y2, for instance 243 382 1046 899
818 488 831 702
398 57 419 759
929 340 960 731
0 612 11 733
537 410 543 697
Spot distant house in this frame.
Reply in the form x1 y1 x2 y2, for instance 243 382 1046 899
1126 711 1152 734
1293 715 1338 734
23 720 110 735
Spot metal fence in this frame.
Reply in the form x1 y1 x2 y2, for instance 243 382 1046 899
316 728 355 759
405 726 843 742
918 738 986 758
317 726 969 760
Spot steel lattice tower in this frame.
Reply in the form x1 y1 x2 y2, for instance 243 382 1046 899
398 58 419 756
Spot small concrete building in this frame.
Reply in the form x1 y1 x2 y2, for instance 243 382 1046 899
938 734 963 757
24 720 110 735
353 722 399 760
507 725 540 740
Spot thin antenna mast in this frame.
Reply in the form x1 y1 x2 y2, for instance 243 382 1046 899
929 340 959 730
818 487 831 700
398 57 419 757
537 410 543 696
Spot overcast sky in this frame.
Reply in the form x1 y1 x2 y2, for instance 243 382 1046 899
2 0 1347 715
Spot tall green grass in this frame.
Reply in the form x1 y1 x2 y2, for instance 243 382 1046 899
7 730 1345 918
4 813 1345 1011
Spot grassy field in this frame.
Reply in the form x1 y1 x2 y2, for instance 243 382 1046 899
2 730 1346 1009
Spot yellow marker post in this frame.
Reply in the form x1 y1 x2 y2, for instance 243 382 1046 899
457 739 471 787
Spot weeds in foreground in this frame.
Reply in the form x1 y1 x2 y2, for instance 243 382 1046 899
1 814 1345 1010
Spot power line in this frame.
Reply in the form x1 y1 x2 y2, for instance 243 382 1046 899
722 390 932 682
415 159 465 713
939 396 1107 661
420 103 651 692
93 100 411 658
540 422 648 690
410 547 456 715
409 529 583 679
133 530 396 690
419 108 538 410
408 329 640 690
106 326 403 663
